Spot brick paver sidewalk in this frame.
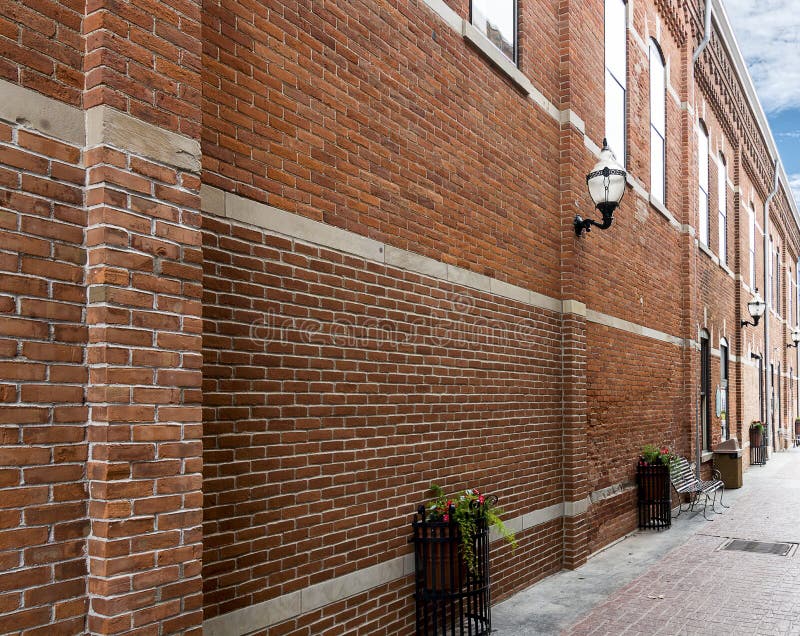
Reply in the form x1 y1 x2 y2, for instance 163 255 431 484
566 450 800 636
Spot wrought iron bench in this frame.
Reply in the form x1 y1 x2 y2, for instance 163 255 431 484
669 456 727 520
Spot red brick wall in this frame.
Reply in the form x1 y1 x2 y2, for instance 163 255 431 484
585 325 687 550
0 0 83 105
200 0 562 298
248 578 417 636
1 0 799 632
201 213 564 619
83 0 202 134
588 489 636 554
0 121 88 633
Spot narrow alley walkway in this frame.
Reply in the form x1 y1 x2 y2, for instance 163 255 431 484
494 449 800 635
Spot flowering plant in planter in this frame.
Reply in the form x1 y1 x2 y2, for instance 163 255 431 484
425 484 516 574
639 444 676 467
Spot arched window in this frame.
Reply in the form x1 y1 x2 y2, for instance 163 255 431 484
605 0 627 164
718 153 727 265
698 121 710 245
649 39 666 202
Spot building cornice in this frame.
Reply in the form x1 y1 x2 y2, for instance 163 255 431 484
709 0 800 232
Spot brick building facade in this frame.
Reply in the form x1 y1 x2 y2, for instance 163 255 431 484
0 0 798 633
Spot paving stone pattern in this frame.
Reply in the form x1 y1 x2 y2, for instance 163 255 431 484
494 450 800 636
566 451 800 635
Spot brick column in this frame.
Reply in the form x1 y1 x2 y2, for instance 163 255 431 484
83 0 203 630
556 0 592 569
561 305 590 568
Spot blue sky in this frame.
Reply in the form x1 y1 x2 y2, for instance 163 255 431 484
725 0 800 206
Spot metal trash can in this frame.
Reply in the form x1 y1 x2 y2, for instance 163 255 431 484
713 438 743 489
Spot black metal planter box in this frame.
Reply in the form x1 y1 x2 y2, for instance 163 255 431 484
412 508 491 636
750 430 767 465
636 463 671 529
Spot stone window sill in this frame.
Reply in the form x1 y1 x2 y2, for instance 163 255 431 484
461 19 533 96
698 241 719 265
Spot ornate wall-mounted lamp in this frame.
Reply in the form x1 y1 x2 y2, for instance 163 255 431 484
574 139 627 237
741 289 766 328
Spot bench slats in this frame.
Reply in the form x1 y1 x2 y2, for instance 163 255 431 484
668 455 726 520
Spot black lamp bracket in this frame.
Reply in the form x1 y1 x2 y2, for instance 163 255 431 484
574 201 619 237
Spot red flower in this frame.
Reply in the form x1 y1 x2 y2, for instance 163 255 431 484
661 447 669 454
473 488 480 495
443 514 449 522
478 495 485 504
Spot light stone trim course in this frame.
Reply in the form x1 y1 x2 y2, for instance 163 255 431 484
586 309 685 348
85 105 201 172
0 78 203 174
562 300 587 317
205 186 563 315
0 79 84 145
202 185 697 347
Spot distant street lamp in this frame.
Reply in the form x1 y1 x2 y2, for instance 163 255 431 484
787 326 800 349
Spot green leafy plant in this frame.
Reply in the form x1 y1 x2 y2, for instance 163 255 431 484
639 444 676 467
750 421 765 434
425 484 516 574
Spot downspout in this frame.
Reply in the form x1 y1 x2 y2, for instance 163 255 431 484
764 161 780 453
691 0 713 477
692 0 714 65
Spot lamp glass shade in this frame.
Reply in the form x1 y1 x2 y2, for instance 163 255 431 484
792 327 800 345
587 143 626 207
748 290 766 320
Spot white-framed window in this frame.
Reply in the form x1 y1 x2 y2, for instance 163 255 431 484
718 154 727 265
777 248 781 315
749 205 756 288
790 266 794 325
649 39 666 202
471 0 517 63
768 236 774 307
698 121 710 245
605 0 627 165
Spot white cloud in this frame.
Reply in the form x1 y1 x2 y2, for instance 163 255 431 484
789 174 800 207
724 0 800 113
